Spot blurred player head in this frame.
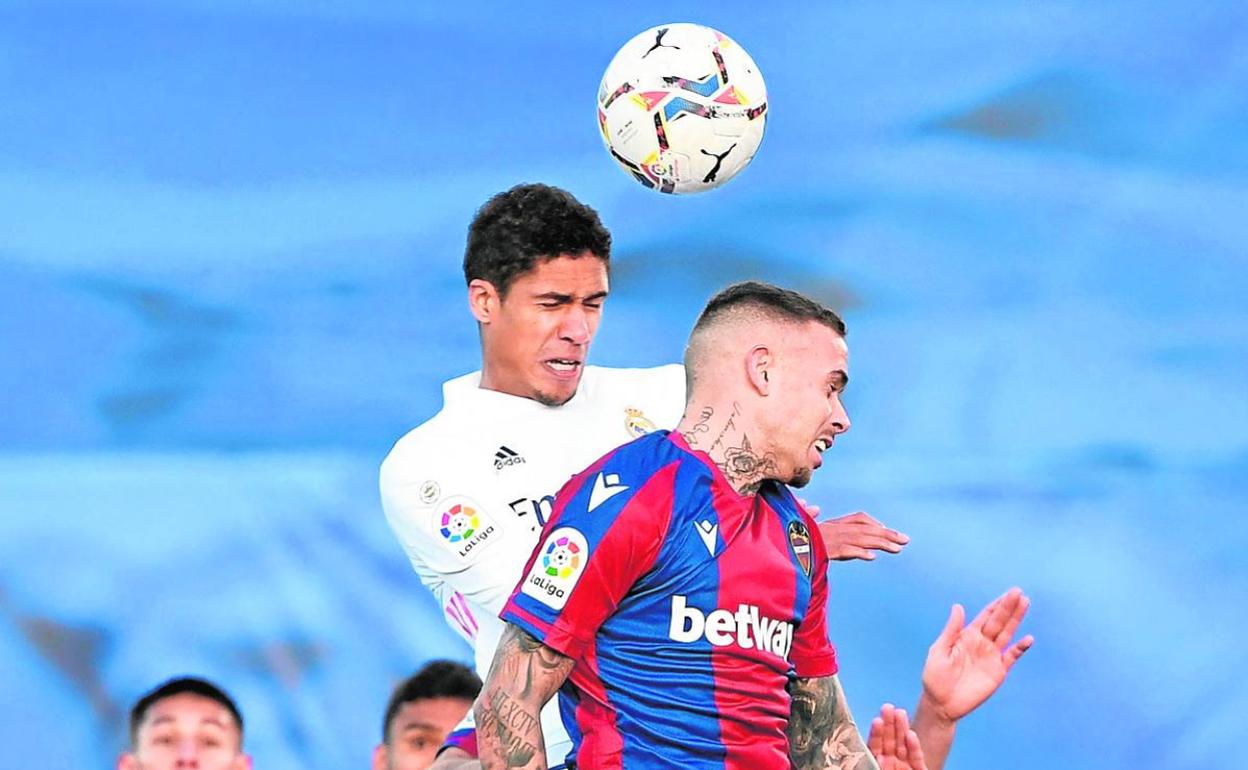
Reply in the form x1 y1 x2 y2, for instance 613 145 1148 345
373 659 481 770
684 281 850 488
464 183 612 406
119 676 250 770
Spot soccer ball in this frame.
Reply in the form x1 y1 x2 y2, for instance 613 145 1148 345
597 23 768 194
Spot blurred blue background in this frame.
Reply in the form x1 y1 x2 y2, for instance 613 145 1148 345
2 1 1246 768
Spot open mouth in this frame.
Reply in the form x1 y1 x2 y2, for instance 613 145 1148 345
544 359 582 378
811 436 834 468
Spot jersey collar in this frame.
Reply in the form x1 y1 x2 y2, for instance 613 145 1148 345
442 369 594 413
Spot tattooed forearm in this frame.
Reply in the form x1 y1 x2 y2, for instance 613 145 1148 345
789 676 879 770
476 624 575 769
477 689 539 766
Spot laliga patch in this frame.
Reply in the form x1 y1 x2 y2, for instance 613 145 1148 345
432 496 499 562
788 521 812 577
521 527 589 610
624 407 658 438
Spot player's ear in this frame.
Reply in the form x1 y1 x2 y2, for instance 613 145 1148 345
745 345 772 396
118 753 137 770
232 752 253 770
371 743 388 770
467 279 501 324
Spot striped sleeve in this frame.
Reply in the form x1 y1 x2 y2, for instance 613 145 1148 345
501 452 678 660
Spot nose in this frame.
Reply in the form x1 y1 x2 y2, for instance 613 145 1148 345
829 397 850 435
176 741 198 767
559 307 591 346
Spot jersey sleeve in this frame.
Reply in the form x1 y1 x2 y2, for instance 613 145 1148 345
501 453 678 660
379 431 513 623
790 509 839 678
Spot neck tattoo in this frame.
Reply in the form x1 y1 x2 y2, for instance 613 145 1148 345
681 402 777 495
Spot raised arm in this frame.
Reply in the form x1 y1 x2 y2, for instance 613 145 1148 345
474 623 575 770
911 587 1033 770
788 674 881 770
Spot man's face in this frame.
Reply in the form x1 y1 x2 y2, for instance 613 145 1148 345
477 253 608 406
766 322 851 488
375 697 475 770
119 693 249 770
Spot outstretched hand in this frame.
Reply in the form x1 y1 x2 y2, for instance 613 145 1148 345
921 587 1034 722
868 703 928 770
802 503 909 561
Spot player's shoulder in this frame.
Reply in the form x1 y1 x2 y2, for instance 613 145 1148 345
380 375 480 489
582 363 684 402
589 431 704 499
602 429 682 465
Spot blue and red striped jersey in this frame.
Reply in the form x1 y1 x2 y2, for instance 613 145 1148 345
502 430 837 770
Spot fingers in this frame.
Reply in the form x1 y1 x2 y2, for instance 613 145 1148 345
829 546 878 562
968 587 1009 633
995 591 1031 646
840 511 910 545
980 587 1023 640
893 707 909 762
868 714 885 759
818 512 911 561
1004 634 1035 669
934 603 965 652
904 728 926 770
880 703 897 759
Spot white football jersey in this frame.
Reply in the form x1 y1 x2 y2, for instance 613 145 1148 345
380 364 685 759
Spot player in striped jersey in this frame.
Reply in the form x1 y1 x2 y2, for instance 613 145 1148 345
383 185 911 768
477 282 1032 770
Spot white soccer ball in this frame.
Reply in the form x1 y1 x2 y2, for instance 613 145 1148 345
597 23 768 194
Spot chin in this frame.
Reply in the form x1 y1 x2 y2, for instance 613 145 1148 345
534 388 576 407
787 468 813 488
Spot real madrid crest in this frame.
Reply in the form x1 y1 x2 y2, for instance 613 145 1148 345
788 521 812 577
418 480 440 504
624 407 657 438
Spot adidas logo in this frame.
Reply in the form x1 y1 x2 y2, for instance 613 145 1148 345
494 446 526 470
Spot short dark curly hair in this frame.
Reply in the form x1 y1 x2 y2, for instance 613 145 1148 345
381 659 481 743
464 183 612 296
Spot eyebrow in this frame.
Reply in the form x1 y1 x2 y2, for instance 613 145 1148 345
398 721 442 733
146 715 230 730
533 291 609 303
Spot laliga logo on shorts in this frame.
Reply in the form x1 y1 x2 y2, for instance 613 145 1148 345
521 527 588 610
667 595 794 659
438 500 497 559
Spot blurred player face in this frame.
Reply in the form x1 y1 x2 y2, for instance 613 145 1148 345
118 693 250 770
373 696 475 770
472 253 609 406
764 322 850 488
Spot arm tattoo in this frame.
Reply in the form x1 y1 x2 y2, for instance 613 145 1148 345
476 624 575 769
789 675 879 770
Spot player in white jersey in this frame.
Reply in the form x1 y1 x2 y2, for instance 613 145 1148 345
382 185 1030 770
382 364 685 675
382 184 676 764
